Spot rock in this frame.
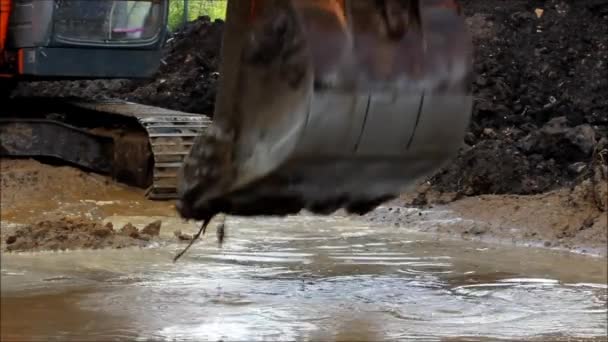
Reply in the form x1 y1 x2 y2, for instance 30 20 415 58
568 162 587 175
174 230 193 241
468 225 488 236
582 217 595 229
141 220 161 237
5 235 17 244
120 223 139 239
565 124 596 156
518 117 596 163
543 116 569 134
482 128 497 139
464 132 477 145
411 192 428 207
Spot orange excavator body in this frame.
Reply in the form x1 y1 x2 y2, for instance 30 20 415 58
0 0 15 77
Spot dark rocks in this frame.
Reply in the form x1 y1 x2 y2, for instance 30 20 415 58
518 117 597 162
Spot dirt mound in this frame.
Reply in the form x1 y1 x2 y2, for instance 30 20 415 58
3 217 162 252
122 17 224 114
431 0 608 196
12 16 224 115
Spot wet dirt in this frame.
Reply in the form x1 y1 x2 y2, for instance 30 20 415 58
368 181 608 257
0 159 174 224
431 0 608 196
3 218 162 253
0 159 180 252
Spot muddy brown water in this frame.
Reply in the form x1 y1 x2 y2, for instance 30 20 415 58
1 213 607 342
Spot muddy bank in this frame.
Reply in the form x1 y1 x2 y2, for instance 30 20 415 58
1 158 605 256
0 158 171 252
367 179 608 256
0 159 174 224
0 159 208 253
2 218 161 253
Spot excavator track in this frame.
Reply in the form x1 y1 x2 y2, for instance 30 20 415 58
71 100 211 199
0 98 210 200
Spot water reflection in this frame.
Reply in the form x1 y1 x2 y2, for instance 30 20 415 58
1 214 606 341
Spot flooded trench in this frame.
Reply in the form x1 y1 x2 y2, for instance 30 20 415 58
2 213 607 341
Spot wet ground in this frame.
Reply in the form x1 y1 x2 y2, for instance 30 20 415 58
1 160 607 342
2 212 608 341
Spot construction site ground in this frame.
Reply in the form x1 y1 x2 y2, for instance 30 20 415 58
3 0 607 256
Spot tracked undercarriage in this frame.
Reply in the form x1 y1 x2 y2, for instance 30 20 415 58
0 98 210 200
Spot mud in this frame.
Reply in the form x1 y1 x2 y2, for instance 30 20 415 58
0 159 174 224
2 218 162 252
431 0 608 196
0 158 182 252
1 157 605 255
368 179 608 256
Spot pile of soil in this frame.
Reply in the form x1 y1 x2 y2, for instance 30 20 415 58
430 0 608 196
12 16 224 115
2 217 162 252
121 17 224 114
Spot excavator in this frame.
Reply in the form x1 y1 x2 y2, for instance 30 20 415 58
0 0 210 199
0 0 473 220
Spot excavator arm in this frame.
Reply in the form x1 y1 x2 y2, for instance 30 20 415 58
177 0 473 220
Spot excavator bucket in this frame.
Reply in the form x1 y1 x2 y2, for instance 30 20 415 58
177 0 473 219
